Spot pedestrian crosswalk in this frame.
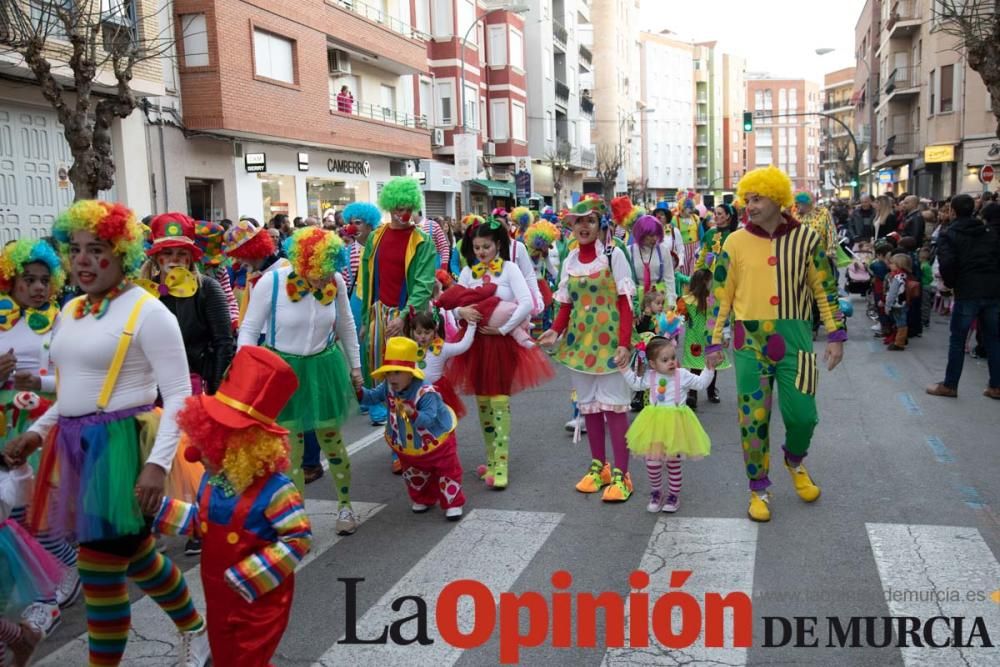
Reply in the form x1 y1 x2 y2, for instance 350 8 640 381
34 507 1000 666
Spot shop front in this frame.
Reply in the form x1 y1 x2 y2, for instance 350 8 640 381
420 159 462 218
468 179 516 214
958 138 1000 196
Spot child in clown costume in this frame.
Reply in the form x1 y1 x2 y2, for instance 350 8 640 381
358 337 465 519
523 219 561 335
224 218 289 326
238 227 363 536
678 268 730 409
676 198 702 276
195 220 240 330
405 308 475 419
504 207 545 315
153 345 312 667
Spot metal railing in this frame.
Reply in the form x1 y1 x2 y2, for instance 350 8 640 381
579 43 592 65
552 20 568 45
330 0 427 41
882 132 917 157
580 96 594 114
886 0 920 32
884 65 919 95
330 94 429 129
555 79 570 101
695 114 708 123
823 99 852 111
696 136 708 146
577 147 596 168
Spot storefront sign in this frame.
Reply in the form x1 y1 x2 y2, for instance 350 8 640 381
878 169 895 184
245 152 267 173
327 158 371 178
515 169 532 202
297 152 309 171
898 165 910 181
924 145 955 164
454 133 479 182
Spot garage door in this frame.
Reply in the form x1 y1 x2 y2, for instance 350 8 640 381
0 102 114 243
423 191 447 218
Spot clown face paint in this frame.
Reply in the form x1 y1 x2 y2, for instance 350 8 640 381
572 214 599 244
12 262 53 309
473 237 498 264
68 230 125 297
155 246 194 274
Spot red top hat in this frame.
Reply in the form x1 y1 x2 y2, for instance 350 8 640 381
200 346 299 435
146 212 204 261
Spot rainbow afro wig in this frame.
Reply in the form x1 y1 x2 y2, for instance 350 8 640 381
631 215 664 245
0 238 65 295
378 177 424 212
342 201 383 228
794 191 814 205
53 200 146 276
524 220 561 252
287 226 348 281
737 166 794 209
510 206 533 232
611 195 643 230
461 214 485 230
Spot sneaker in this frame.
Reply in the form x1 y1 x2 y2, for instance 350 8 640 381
370 417 387 427
184 538 202 556
177 627 211 667
646 490 664 513
411 503 430 513
564 416 586 434
661 493 680 513
336 506 359 535
870 324 882 332
20 603 60 639
707 387 720 404
55 568 81 609
575 459 611 493
601 468 633 502
9 622 42 667
445 506 463 521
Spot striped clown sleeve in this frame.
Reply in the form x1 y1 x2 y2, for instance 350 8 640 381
223 480 312 603
808 240 848 342
152 497 197 537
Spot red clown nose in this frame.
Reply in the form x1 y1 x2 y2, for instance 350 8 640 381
184 445 203 464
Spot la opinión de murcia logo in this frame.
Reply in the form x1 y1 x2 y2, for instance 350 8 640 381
336 571 996 663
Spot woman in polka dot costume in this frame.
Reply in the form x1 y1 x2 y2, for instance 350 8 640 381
539 197 638 502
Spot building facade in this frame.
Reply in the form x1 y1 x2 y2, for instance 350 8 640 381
746 77 822 195
821 66 858 200
693 41 724 196
721 53 747 193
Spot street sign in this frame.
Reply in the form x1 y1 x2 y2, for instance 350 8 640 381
980 164 995 184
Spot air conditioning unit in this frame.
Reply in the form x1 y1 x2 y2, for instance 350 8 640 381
431 128 445 147
328 49 352 75
484 141 496 156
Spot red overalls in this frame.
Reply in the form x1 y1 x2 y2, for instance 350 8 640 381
199 478 295 667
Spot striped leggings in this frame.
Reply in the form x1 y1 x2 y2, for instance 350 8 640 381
78 533 203 666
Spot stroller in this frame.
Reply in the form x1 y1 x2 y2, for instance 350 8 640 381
845 246 873 297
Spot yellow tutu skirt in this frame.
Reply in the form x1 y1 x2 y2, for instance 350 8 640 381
625 404 712 460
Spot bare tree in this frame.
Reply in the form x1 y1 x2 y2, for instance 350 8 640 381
594 143 622 201
544 140 571 209
933 0 1000 139
823 132 855 191
0 0 176 199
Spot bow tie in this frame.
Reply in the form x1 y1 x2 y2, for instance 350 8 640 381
136 267 199 299
0 296 59 334
286 272 337 305
471 258 503 279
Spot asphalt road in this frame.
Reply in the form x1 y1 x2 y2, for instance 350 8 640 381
35 297 1000 666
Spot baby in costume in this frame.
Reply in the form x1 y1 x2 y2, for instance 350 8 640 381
152 346 312 667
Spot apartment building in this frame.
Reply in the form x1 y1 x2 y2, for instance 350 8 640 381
524 0 595 209
693 42 724 196
721 53 747 192
821 66 857 199
853 0 880 195
639 31 694 199
746 77 822 195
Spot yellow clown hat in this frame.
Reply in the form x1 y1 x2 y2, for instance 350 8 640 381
372 336 425 380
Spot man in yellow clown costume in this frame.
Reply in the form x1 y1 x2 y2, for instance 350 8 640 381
357 177 437 438
706 166 845 522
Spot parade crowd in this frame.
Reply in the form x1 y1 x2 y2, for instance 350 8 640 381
0 165 996 667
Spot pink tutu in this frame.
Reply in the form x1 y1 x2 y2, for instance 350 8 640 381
0 519 63 613
446 331 555 397
433 376 467 419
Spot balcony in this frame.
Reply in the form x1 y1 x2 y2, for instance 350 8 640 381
579 43 592 67
580 96 594 116
879 65 919 111
695 113 708 125
552 20 568 47
330 94 428 129
329 0 427 41
696 159 708 167
696 136 708 147
874 131 918 168
697 94 708 104
573 146 596 169
696 179 709 188
555 79 570 102
823 100 853 113
886 0 921 39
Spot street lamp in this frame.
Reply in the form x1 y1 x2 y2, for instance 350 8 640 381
459 4 530 133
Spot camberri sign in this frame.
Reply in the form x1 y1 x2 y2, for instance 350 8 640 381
327 158 371 178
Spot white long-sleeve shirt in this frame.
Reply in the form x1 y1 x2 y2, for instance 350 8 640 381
511 240 544 314
665 225 685 269
422 323 476 383
0 464 32 521
0 317 58 394
238 266 361 367
29 288 191 472
621 368 715 405
457 260 533 335
630 241 677 306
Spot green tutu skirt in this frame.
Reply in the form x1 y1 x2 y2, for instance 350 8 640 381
626 404 711 460
272 345 356 433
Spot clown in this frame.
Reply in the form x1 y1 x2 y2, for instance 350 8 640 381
3 200 209 666
154 345 312 667
238 227 363 536
223 217 289 325
504 206 544 314
627 214 677 310
358 177 437 437
651 200 686 271
706 166 845 522
523 219 562 335
676 196 702 276
696 203 740 274
195 220 240 329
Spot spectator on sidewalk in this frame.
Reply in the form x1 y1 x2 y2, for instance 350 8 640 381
849 194 876 243
899 195 925 246
926 196 1000 399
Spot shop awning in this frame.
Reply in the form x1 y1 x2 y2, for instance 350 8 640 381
470 179 516 198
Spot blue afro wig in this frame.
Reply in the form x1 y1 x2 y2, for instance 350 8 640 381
342 202 383 228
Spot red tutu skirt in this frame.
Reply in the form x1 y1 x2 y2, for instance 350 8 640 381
433 376 467 419
447 332 555 397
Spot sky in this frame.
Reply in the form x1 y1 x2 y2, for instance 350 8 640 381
639 0 867 84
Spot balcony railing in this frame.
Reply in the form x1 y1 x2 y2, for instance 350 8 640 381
882 132 917 157
696 94 708 103
884 65 919 96
553 20 568 45
823 99 852 111
580 96 594 115
579 43 592 66
330 0 427 41
555 79 570 101
696 136 708 146
695 113 708 124
575 146 596 169
696 179 709 188
886 0 920 33
330 94 428 129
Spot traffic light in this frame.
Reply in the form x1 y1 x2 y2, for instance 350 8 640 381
742 111 753 132
850 177 859 188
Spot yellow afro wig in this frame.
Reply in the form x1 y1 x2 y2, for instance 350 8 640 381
736 166 793 210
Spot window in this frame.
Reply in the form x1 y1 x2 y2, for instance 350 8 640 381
414 0 430 35
789 88 798 113
180 14 209 67
512 101 526 141
490 99 509 140
779 88 787 116
544 110 553 142
419 79 432 126
754 90 763 110
464 83 478 130
488 25 507 66
755 147 772 165
253 29 294 84
435 80 454 126
457 0 476 45
509 29 524 70
432 0 452 37
940 64 954 112
380 84 396 118
757 128 772 146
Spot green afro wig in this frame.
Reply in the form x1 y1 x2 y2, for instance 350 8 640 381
736 166 793 210
378 177 424 213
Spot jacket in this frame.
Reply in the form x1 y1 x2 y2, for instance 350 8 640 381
358 225 437 328
902 210 925 246
936 216 1000 301
848 207 876 241
160 274 234 393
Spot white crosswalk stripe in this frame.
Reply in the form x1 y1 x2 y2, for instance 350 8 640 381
866 522 1000 666
36 500 384 666
312 508 563 667
601 517 758 667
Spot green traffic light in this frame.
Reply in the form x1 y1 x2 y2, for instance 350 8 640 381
850 179 859 187
742 111 753 132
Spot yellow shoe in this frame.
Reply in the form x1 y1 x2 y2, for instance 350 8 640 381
601 469 633 502
748 491 771 522
576 459 610 493
785 462 821 502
